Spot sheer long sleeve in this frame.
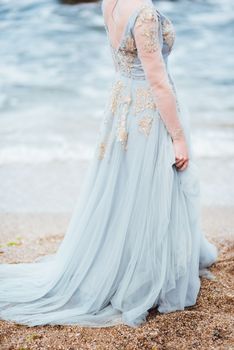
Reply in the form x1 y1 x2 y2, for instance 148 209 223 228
133 5 184 141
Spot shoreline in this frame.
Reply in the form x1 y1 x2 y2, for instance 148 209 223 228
0 205 233 246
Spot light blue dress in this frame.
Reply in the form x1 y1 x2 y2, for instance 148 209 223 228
0 2 218 328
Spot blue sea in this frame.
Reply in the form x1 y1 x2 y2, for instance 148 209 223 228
0 0 233 212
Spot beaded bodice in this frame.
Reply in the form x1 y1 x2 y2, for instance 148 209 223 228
103 4 176 80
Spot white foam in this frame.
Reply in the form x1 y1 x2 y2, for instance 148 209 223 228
0 143 95 165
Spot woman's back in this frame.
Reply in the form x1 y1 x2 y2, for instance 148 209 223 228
102 0 148 50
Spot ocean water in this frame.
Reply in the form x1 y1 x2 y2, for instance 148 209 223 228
0 0 234 212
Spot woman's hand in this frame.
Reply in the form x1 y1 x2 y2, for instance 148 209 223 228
172 137 189 171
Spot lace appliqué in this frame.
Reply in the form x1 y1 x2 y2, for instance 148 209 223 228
134 87 157 114
98 142 106 160
102 79 132 152
138 116 153 136
135 5 160 53
97 81 125 160
114 35 137 78
122 36 136 52
117 114 128 149
116 94 131 150
162 17 175 51
110 80 125 114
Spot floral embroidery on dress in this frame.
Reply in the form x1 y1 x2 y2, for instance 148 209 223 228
114 35 137 78
116 91 132 150
122 35 137 52
98 81 125 161
117 114 128 150
100 4 177 155
98 142 106 160
162 17 175 51
138 116 153 136
134 87 157 114
135 5 160 53
110 80 124 114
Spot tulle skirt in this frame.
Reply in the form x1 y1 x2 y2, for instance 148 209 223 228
0 72 218 328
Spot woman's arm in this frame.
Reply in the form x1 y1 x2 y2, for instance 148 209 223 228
133 5 189 170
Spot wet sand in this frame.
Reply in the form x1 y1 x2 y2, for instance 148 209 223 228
0 206 233 350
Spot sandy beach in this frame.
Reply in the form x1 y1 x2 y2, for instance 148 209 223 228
0 206 233 350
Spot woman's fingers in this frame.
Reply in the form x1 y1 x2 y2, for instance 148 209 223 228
175 155 185 166
175 158 185 167
177 159 189 171
175 157 189 170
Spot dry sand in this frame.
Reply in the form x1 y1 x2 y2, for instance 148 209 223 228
0 206 233 350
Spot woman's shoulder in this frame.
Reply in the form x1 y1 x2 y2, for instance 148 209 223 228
130 1 161 30
134 1 161 24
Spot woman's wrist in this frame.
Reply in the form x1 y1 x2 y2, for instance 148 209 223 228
170 127 185 142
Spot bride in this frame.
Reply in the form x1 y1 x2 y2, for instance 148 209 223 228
0 0 218 328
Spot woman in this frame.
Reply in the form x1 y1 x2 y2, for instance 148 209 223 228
0 0 218 328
